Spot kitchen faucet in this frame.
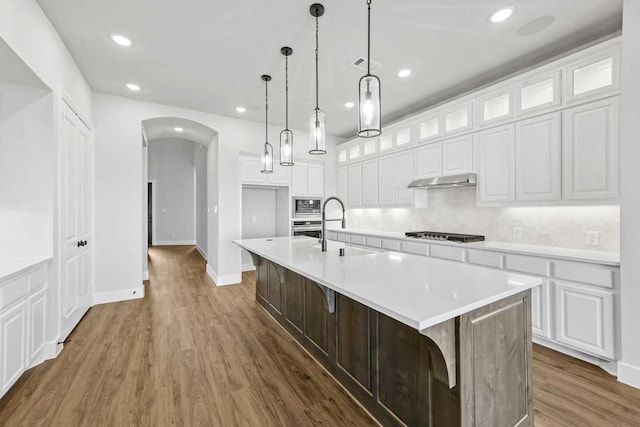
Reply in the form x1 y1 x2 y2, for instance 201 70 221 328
321 196 346 252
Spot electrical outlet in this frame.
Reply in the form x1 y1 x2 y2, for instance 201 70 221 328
252 215 257 223
512 227 522 241
586 231 600 246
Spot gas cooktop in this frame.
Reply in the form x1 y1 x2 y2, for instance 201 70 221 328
404 231 485 243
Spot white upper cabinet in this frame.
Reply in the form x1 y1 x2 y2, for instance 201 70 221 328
566 49 620 103
415 114 440 143
268 162 291 185
442 135 473 176
394 151 414 205
379 134 393 153
337 166 348 202
348 141 362 162
378 155 396 205
240 155 291 186
476 124 516 203
517 71 561 116
362 159 379 206
362 138 378 157
307 163 324 196
348 163 363 207
395 126 413 148
515 113 561 201
443 102 473 134
414 143 442 179
337 146 348 164
478 88 514 126
562 98 619 201
291 164 308 195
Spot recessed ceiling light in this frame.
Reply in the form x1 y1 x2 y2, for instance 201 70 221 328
174 127 184 132
111 34 132 47
397 69 412 78
126 83 140 91
344 102 355 109
489 6 515 23
236 106 246 113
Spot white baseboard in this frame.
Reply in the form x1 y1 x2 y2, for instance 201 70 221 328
153 240 196 246
242 262 256 272
618 362 640 389
533 336 617 375
94 286 145 305
206 264 241 286
143 270 149 281
43 337 62 361
195 245 207 260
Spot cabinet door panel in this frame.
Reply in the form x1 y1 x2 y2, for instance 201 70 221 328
348 163 363 207
291 164 308 195
414 143 442 179
516 113 561 201
531 281 551 339
27 288 47 366
554 281 614 359
240 157 265 184
336 295 372 392
394 152 413 205
442 135 473 176
267 163 291 185
1 301 27 393
304 279 328 353
378 156 395 205
476 124 516 203
362 159 379 206
338 166 348 202
267 262 282 313
562 98 619 200
307 164 324 196
284 271 304 333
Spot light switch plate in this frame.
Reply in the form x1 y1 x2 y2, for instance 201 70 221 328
586 231 600 246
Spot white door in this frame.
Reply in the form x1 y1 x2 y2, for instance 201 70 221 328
348 163 363 207
414 143 442 179
291 163 308 195
61 102 93 340
1 301 27 394
394 151 414 205
515 113 561 201
442 135 473 176
562 98 619 200
378 155 395 205
476 124 516 203
337 166 348 203
362 159 379 206
307 163 324 196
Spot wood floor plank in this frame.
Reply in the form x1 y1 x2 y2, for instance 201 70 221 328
0 245 639 426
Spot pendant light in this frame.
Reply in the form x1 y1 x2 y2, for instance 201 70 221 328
309 3 326 155
260 74 273 174
358 0 381 138
280 47 294 166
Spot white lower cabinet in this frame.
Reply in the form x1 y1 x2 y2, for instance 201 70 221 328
476 124 516 203
362 159 379 206
531 281 552 339
27 287 47 367
554 280 615 360
1 300 27 394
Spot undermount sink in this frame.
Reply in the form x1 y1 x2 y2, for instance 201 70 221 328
312 245 375 257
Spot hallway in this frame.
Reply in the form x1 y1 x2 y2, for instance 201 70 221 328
1 246 639 426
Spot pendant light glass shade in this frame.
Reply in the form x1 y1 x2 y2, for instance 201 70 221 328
309 108 326 154
280 47 294 166
357 0 381 138
260 74 273 174
309 3 326 155
358 74 381 137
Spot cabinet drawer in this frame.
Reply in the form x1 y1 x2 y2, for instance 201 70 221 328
467 250 504 269
325 231 338 241
365 237 382 249
401 241 429 256
0 276 28 312
430 245 466 262
350 235 366 246
553 261 614 289
337 233 350 243
504 255 551 276
28 266 47 292
381 239 401 251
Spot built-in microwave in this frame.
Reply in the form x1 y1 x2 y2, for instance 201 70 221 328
292 197 322 218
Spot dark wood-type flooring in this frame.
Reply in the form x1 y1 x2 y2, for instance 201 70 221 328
0 246 639 426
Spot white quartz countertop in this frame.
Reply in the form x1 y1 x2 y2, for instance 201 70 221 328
329 227 620 266
234 236 541 332
0 257 51 282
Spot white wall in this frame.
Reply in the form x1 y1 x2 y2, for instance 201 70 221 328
347 188 620 252
0 81 54 258
241 187 278 267
93 92 342 295
148 138 196 245
618 0 640 388
194 144 208 257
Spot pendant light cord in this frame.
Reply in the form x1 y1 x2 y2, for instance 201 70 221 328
285 54 289 129
367 0 372 75
265 78 268 143
315 14 319 111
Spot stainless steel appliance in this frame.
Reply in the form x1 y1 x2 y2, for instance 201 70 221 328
292 220 322 239
292 197 322 218
408 173 477 190
405 231 485 243
321 197 346 252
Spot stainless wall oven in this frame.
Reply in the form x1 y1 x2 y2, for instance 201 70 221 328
292 197 322 218
292 220 322 239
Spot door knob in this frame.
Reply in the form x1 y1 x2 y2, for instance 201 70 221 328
77 241 82 247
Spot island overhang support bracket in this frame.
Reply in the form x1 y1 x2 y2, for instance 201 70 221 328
249 252 262 268
420 319 457 389
272 263 286 285
311 281 336 313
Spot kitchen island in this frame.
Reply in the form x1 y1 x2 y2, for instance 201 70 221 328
234 236 541 427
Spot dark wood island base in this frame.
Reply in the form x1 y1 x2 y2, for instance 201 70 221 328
251 254 534 427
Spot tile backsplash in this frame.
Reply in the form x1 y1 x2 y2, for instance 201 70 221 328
346 187 620 252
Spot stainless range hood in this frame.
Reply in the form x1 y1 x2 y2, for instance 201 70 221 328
408 173 477 189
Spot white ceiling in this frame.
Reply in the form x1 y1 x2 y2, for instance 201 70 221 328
143 117 216 146
37 0 622 138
